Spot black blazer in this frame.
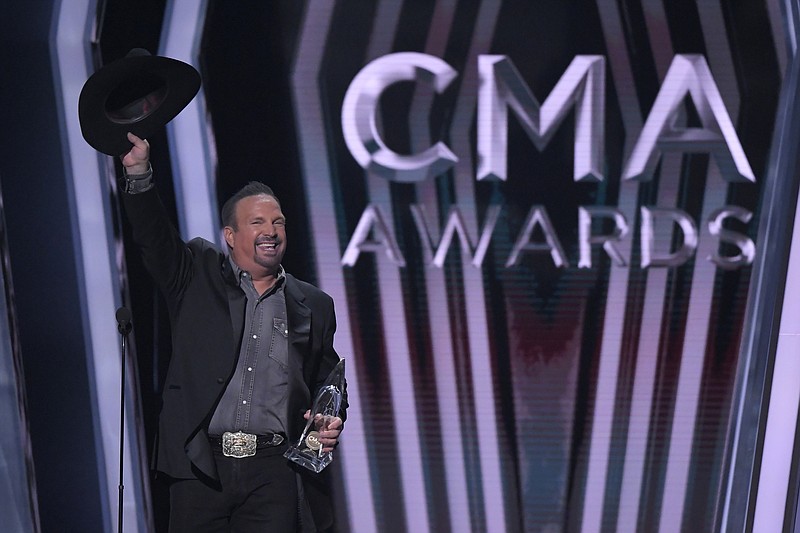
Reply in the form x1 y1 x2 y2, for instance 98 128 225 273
122 187 346 529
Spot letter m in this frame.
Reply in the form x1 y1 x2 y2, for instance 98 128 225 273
477 55 606 182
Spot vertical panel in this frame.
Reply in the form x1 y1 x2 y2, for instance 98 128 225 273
291 2 378 532
721 0 800 530
55 0 150 530
0 182 38 533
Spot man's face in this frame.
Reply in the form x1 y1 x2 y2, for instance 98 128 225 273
224 194 286 276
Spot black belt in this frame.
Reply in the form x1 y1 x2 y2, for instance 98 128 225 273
208 431 286 458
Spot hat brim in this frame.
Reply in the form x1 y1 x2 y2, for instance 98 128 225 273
79 53 201 156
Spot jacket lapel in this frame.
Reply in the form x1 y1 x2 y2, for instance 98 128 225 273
285 275 311 366
284 275 312 435
222 257 246 355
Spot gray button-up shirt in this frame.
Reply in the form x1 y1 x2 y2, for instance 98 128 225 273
208 259 289 436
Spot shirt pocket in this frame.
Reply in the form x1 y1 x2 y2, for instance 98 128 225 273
270 317 290 369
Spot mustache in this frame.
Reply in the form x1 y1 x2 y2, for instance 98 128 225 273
255 236 281 245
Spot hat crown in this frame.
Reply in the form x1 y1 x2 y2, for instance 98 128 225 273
125 47 151 58
105 71 168 124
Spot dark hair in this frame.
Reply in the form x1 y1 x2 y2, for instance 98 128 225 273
220 181 280 229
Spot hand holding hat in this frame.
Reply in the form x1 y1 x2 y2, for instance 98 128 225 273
78 48 201 156
122 133 150 175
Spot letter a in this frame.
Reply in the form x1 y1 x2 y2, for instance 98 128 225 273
341 205 406 266
623 54 755 183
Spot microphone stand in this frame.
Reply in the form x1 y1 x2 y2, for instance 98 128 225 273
116 307 132 533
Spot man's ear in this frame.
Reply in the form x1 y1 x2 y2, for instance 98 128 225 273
223 226 235 249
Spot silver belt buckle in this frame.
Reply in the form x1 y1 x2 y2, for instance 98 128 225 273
222 431 257 458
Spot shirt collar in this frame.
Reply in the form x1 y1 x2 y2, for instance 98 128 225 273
228 256 285 288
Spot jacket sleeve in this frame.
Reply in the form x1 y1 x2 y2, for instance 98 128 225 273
120 186 194 308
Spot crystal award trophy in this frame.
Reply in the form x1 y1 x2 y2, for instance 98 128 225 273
284 359 345 473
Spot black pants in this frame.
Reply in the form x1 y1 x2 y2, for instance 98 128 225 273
168 447 298 533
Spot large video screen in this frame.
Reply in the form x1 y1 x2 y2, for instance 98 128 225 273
113 1 784 531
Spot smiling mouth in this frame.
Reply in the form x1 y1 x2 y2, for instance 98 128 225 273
256 241 279 251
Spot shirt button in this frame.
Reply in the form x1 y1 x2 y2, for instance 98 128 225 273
247 367 253 372
252 334 257 339
242 400 247 405
216 378 224 384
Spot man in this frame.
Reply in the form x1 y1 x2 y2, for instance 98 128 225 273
119 132 345 532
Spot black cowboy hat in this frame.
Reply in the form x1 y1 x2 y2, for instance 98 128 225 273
78 48 201 156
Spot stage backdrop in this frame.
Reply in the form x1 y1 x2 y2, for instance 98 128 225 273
115 1 786 532
4 1 796 532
